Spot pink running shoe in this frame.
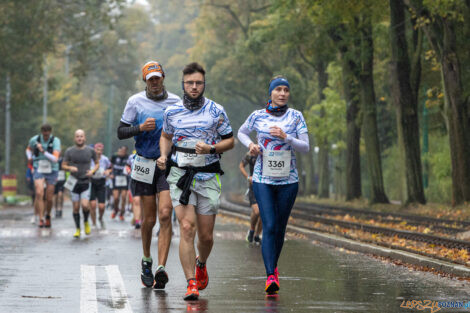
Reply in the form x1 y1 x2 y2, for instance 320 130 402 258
265 275 279 295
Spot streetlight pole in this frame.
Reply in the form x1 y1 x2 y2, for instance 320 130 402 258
65 44 71 76
106 85 114 157
5 73 11 175
42 56 48 124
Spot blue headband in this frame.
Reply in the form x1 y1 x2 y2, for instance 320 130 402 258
268 77 290 95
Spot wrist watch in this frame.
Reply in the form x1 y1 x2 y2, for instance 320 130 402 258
210 145 216 154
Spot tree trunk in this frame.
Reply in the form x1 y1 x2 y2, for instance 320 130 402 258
302 134 317 195
318 140 330 198
389 0 426 204
405 0 470 206
359 15 389 204
330 24 362 201
317 61 330 198
441 26 470 204
342 54 362 201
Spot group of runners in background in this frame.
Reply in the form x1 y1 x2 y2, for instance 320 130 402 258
26 130 144 235
25 60 310 300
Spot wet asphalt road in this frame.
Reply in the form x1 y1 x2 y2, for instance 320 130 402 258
0 204 469 313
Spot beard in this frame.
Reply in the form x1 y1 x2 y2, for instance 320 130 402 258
182 86 205 111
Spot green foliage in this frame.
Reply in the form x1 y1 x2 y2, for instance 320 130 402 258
425 134 452 203
0 0 463 204
382 134 453 203
307 63 346 155
422 0 466 20
382 145 405 202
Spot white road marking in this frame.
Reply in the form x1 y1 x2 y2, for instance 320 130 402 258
105 265 133 313
81 265 98 313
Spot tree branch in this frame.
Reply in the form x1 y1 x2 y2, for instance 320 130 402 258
207 2 248 38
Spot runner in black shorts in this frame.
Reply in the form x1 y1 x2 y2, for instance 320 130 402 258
239 151 262 244
54 154 65 218
110 146 129 221
63 129 99 238
127 153 142 229
90 143 112 229
118 61 180 290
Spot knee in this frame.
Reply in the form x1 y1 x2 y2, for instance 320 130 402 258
143 216 156 227
35 188 44 197
198 232 213 246
262 221 276 236
158 207 172 225
180 221 196 240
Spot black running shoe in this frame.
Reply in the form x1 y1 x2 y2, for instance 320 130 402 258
154 265 169 289
141 260 154 288
246 230 254 243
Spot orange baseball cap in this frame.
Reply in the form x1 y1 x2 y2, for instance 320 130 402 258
142 61 165 81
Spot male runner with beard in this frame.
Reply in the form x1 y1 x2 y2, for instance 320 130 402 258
63 129 99 238
118 61 180 289
157 62 234 300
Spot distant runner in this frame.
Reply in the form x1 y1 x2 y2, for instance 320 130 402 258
110 146 129 221
62 129 99 238
126 153 142 229
239 152 262 244
89 142 112 229
25 124 61 228
54 152 65 218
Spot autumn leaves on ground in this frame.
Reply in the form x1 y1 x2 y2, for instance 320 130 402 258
298 196 470 267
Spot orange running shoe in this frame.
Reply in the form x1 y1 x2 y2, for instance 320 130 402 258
119 214 124 221
111 211 117 219
44 215 51 228
195 257 208 290
265 275 279 295
184 279 199 301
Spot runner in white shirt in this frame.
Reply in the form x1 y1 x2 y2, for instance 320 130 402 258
118 61 180 290
157 62 234 300
89 142 112 229
237 76 309 295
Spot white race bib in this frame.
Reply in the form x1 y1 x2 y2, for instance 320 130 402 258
262 150 291 177
92 167 105 179
176 140 205 167
57 170 66 181
64 175 78 191
37 159 52 174
131 155 156 184
115 175 128 187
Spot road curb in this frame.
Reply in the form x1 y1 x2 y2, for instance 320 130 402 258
219 200 470 278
